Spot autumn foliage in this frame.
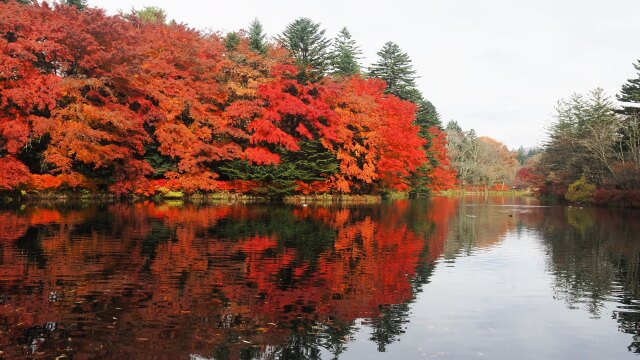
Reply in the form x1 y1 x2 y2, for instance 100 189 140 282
0 200 462 358
0 2 453 196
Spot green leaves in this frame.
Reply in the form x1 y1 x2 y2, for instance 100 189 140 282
368 41 419 102
248 18 267 54
330 27 362 77
617 60 640 116
278 17 332 83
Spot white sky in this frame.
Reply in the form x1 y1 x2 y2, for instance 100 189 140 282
90 0 640 149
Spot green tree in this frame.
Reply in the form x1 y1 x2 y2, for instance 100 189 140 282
133 6 167 23
61 0 87 10
541 89 622 189
565 176 596 203
224 31 240 52
278 17 331 83
368 41 420 102
329 27 361 77
415 98 441 135
615 61 640 189
248 18 267 54
617 60 640 117
219 141 339 198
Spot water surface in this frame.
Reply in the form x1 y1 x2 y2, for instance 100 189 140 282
0 196 639 359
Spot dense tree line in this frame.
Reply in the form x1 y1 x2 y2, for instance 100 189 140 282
518 63 640 206
444 121 519 191
0 1 455 198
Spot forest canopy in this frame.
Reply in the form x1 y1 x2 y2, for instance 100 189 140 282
0 1 456 197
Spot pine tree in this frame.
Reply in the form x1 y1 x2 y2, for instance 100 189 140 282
278 17 331 83
330 27 361 77
61 0 87 10
617 60 640 116
369 43 446 197
368 41 420 102
134 6 167 24
415 98 441 136
248 18 267 54
446 120 463 133
224 31 240 52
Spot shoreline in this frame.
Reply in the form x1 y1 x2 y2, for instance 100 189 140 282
2 189 638 209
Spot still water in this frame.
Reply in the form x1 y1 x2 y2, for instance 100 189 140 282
0 196 639 359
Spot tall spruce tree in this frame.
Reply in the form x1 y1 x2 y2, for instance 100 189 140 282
248 18 267 54
617 60 640 116
616 61 640 185
369 43 446 196
415 98 442 135
278 17 331 83
330 27 362 77
368 41 420 101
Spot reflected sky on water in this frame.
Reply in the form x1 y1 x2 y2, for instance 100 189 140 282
0 196 638 359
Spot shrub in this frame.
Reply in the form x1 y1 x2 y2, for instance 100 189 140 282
564 176 596 203
593 189 640 208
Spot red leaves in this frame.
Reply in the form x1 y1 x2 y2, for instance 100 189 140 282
0 156 30 190
425 128 457 191
330 76 426 192
0 2 456 196
244 147 281 165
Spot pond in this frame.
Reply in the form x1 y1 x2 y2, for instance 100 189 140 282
0 196 639 359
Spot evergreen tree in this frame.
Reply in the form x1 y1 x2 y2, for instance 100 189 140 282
134 6 167 24
329 27 361 77
617 60 640 116
368 41 420 101
219 141 339 198
415 98 442 136
61 0 87 10
278 17 331 83
369 43 446 196
224 31 240 52
248 18 267 54
446 120 463 133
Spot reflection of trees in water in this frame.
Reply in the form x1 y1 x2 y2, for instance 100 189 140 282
440 195 519 259
2 196 591 359
368 303 410 352
0 201 456 359
538 207 640 351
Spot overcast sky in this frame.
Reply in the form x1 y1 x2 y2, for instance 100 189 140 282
90 0 640 149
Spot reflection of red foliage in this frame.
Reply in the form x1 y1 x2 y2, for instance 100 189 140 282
0 199 476 358
0 213 28 242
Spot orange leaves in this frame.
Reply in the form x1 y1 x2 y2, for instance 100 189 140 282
29 174 62 190
329 76 426 192
30 173 94 191
0 2 452 196
425 127 457 191
247 118 300 151
244 147 281 165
